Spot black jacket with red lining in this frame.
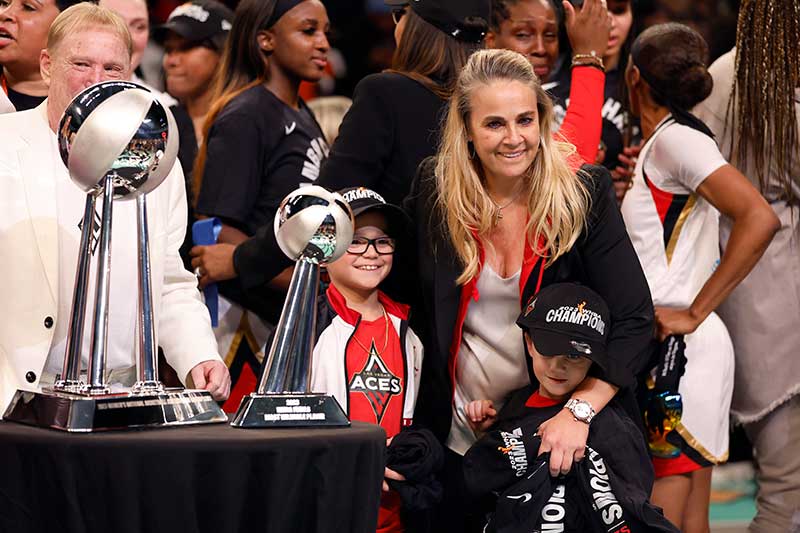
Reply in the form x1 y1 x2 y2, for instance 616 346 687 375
403 158 655 443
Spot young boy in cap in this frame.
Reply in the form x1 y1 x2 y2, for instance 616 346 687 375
310 187 425 533
463 283 678 533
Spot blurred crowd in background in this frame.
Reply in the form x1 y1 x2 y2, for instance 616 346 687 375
139 0 742 99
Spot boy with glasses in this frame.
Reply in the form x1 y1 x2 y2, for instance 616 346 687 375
309 187 424 533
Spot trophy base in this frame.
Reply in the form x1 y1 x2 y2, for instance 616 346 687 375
230 393 350 428
2 388 227 432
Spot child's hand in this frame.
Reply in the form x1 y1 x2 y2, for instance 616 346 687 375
382 467 406 492
466 400 497 432
383 436 406 492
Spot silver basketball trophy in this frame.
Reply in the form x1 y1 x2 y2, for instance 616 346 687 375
3 81 227 431
230 186 353 428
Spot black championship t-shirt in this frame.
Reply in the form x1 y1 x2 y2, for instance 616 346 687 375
547 66 639 170
196 84 329 235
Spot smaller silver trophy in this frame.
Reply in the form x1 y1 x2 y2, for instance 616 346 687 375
231 186 353 428
3 81 226 431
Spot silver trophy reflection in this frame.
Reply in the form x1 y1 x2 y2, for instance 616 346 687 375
231 186 353 427
3 81 226 431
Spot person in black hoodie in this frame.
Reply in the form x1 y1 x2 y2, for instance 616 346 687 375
188 0 490 303
463 283 677 533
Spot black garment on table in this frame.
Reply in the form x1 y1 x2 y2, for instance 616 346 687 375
464 387 679 533
195 84 329 236
232 72 446 295
548 66 640 170
386 427 445 511
6 86 46 111
171 103 198 270
404 159 654 443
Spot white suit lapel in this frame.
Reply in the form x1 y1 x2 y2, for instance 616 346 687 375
18 103 59 303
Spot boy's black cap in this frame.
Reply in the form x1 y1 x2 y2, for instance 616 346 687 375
155 0 233 48
517 283 610 371
338 187 411 235
385 0 490 43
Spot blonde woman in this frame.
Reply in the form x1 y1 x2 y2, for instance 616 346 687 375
404 48 654 528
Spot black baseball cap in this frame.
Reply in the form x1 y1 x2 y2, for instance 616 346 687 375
385 0 490 43
517 283 610 370
338 187 410 236
155 0 233 50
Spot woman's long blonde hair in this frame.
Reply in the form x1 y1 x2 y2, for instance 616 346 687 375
436 48 589 285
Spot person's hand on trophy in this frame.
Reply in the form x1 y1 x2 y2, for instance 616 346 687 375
190 243 237 288
189 360 232 401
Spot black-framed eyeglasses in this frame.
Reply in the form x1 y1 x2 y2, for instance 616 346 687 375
391 6 407 25
347 236 396 255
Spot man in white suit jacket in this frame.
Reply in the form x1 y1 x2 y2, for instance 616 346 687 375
0 90 13 114
0 3 230 413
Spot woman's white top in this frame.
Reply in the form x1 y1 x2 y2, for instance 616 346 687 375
446 265 528 455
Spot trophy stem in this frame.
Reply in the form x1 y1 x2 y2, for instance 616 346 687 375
258 259 319 394
56 193 97 391
132 194 163 394
84 173 115 395
285 262 319 393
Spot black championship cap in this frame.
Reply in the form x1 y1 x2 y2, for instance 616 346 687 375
516 283 610 370
155 0 233 49
385 0 490 43
338 187 410 235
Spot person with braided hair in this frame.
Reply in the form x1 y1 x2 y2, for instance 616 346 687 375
695 1 800 531
622 23 779 532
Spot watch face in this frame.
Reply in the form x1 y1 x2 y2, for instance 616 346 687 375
573 402 591 419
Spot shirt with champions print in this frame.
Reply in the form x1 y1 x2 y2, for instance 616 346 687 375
196 84 329 236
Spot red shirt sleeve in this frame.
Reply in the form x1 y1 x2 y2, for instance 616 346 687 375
555 66 605 168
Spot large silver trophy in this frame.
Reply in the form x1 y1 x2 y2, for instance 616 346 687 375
3 81 226 431
231 186 353 428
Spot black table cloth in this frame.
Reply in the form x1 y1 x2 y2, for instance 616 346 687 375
0 421 385 533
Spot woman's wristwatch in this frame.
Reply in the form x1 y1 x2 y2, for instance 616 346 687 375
565 398 596 424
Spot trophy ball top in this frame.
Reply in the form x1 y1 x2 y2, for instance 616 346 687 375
274 186 355 264
58 80 179 200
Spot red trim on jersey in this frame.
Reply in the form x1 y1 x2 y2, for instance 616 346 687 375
643 170 694 252
652 453 705 478
643 171 674 225
525 391 562 408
